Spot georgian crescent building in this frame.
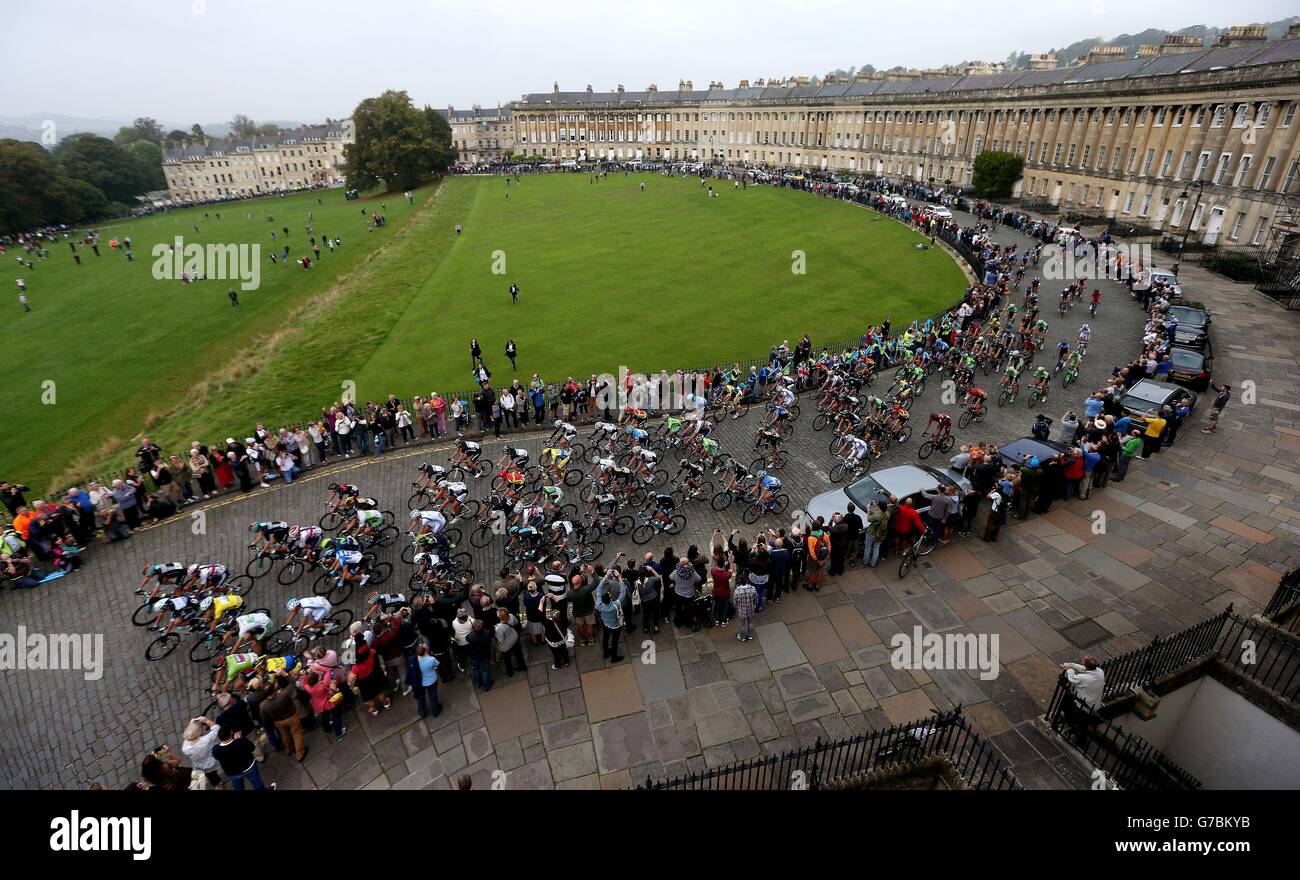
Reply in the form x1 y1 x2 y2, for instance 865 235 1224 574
162 120 354 203
513 26 1300 249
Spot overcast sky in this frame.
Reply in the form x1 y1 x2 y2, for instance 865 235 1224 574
3 0 1295 124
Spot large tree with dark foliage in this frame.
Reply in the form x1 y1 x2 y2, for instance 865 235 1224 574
345 90 452 192
971 150 1025 199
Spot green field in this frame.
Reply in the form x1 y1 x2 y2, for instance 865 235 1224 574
5 173 965 491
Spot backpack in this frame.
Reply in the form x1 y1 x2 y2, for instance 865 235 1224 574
814 535 829 562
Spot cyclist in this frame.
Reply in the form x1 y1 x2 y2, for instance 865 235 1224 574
322 544 370 593
345 507 385 541
538 484 565 515
248 520 290 553
363 591 409 621
551 419 578 442
923 411 953 443
749 470 783 512
203 591 245 635
1001 362 1021 397
497 444 530 471
541 440 574 482
140 562 188 600
1077 323 1092 350
326 482 361 512
885 401 910 437
1031 365 1052 402
625 424 651 447
289 524 324 563
699 435 725 471
643 491 676 530
451 436 485 477
676 459 709 500
213 652 261 695
285 595 332 638
149 587 201 635
184 562 229 593
764 402 792 432
963 385 988 419
755 425 783 467
1055 339 1072 372
1089 288 1101 314
433 478 472 520
628 444 659 482
843 433 872 469
409 507 447 538
413 463 449 495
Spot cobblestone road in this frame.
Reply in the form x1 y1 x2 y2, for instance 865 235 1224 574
2 207 1297 790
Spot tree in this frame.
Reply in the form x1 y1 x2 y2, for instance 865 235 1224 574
115 117 163 145
970 150 1024 199
423 105 455 173
54 134 151 204
345 90 449 192
256 122 280 136
125 140 167 190
0 139 110 233
190 123 206 141
229 114 258 137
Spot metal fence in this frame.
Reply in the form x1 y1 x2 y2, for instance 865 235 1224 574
1045 675 1202 791
1094 605 1300 705
1263 569 1300 634
637 706 1021 790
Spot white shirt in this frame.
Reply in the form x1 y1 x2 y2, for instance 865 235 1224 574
1064 663 1106 709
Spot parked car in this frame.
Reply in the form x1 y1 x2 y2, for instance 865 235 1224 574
1146 267 1183 299
926 204 953 219
1119 379 1198 427
803 464 970 525
1162 301 1212 348
1166 341 1214 392
995 437 1072 468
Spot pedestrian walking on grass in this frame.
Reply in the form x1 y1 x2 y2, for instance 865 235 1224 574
509 282 519 303
506 338 517 370
229 289 239 307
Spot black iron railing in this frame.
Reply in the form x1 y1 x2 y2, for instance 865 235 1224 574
1262 568 1300 633
638 707 1021 791
1099 608 1232 703
1046 674 1202 791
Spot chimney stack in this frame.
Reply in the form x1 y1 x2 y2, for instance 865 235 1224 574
1085 44 1128 64
553 81 559 94
647 83 657 92
1289 23 1300 38
1158 34 1204 55
616 84 624 93
739 79 750 88
586 84 593 93
1026 53 1057 69
1217 24 1268 47
1136 44 1159 57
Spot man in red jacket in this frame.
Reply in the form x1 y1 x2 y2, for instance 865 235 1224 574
893 499 925 554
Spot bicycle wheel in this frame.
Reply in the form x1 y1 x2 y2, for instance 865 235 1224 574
368 562 394 586
958 410 973 429
563 468 584 487
896 425 912 444
312 571 335 597
898 551 914 578
400 543 418 565
469 523 495 548
1028 389 1042 409
132 601 158 627
940 434 955 453
328 580 354 605
226 574 255 596
407 488 432 509
772 494 790 515
319 510 343 531
812 413 830 432
374 525 400 547
612 514 635 535
459 498 482 520
666 515 686 536
997 389 1012 407
246 555 274 579
568 442 587 462
189 634 221 664
262 626 295 656
324 609 354 636
918 531 939 556
710 490 734 512
277 560 307 586
917 440 935 460
580 539 605 561
444 527 463 549
448 552 474 574
742 502 762 524
830 462 850 483
631 523 655 545
145 633 180 662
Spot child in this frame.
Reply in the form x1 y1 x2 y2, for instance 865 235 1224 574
52 536 83 572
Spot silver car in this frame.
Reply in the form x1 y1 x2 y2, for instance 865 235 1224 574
803 463 971 524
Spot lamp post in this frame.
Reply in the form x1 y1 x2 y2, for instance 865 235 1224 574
1173 179 1205 277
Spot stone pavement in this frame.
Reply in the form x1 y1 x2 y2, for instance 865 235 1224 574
2 210 1297 790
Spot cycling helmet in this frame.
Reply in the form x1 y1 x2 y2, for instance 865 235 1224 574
552 419 563 428
248 521 260 532
286 597 301 611
756 470 768 480
186 563 199 576
410 508 423 520
328 482 340 491
142 565 155 576
199 597 214 611
288 525 301 540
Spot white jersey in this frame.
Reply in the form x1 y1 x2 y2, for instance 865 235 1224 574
444 483 468 499
299 596 331 621
634 447 658 464
416 510 446 532
237 612 272 636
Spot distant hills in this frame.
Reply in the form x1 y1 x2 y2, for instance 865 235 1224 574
0 114 307 147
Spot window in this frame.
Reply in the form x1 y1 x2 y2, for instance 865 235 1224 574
1232 104 1250 128
1257 103 1271 127
1139 194 1152 217
1096 145 1108 170
1192 106 1206 127
1193 151 1211 180
1028 140 1036 162
1067 183 1076 203
1040 143 1049 164
1052 143 1064 164
1158 150 1173 177
1141 149 1155 175
1110 147 1122 172
1066 144 1076 166
1229 211 1246 240
1154 107 1167 126
1233 155 1252 187
1282 159 1299 194
1126 148 1138 173
1251 217 1269 245
1258 155 1277 189
1282 103 1296 127
1176 151 1192 180
1212 152 1232 185
1122 191 1135 214
1170 199 1186 226
1211 104 1226 127
1082 185 1090 203
1081 144 1091 167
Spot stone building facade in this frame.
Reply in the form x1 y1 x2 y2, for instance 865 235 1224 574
162 120 353 203
441 105 514 164
511 27 1300 249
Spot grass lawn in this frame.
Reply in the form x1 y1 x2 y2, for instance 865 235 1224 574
8 173 964 492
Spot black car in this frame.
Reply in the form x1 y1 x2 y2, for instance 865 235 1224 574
1162 302 1212 349
1119 379 1198 429
1166 341 1213 392
996 437 1072 468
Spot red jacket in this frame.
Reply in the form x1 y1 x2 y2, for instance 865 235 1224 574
1064 454 1085 480
895 504 925 535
